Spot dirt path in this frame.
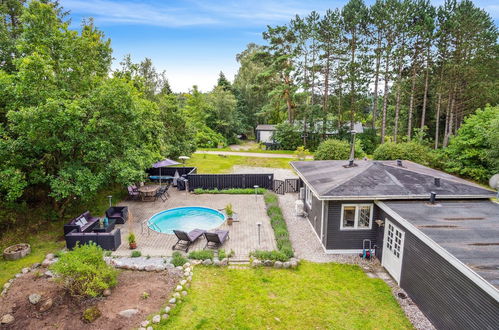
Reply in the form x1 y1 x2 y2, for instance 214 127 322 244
195 150 313 159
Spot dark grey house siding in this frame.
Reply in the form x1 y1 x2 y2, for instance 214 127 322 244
326 201 378 250
304 191 322 239
379 210 499 330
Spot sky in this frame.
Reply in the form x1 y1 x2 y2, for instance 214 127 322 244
63 0 499 93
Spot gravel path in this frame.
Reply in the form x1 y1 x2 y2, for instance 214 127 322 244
278 192 435 330
195 150 313 159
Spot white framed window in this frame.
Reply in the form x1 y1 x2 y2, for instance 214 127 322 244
305 186 312 208
340 204 373 230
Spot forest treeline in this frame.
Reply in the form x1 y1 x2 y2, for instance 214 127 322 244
232 0 498 150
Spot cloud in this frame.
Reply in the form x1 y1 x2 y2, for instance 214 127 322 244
64 0 219 27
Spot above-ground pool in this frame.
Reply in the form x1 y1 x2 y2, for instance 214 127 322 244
148 207 225 234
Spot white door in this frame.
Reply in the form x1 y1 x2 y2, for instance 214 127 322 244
382 219 405 283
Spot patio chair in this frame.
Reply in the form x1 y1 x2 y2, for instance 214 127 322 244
172 229 206 252
154 185 168 202
105 206 129 224
127 186 140 200
204 230 230 250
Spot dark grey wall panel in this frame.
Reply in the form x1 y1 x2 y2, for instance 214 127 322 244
304 191 322 238
380 210 499 330
326 201 379 250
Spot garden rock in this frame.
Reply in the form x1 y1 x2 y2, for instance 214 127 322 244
164 306 171 313
31 262 41 269
202 259 212 266
45 253 55 260
152 315 161 323
252 260 262 267
103 289 112 297
283 262 291 269
29 293 42 304
22 267 30 274
165 263 174 269
173 292 180 298
220 258 229 266
3 283 10 290
162 313 169 320
213 259 221 266
1 314 14 324
274 261 283 268
181 291 187 296
175 266 183 271
175 285 183 291
39 298 53 312
44 270 54 278
169 298 176 304
263 260 274 267
187 276 192 282
119 309 139 318
180 279 187 286
290 260 298 268
147 327 153 330
183 262 191 268
140 320 150 327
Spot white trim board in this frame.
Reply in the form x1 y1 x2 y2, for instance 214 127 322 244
326 249 365 254
376 201 499 302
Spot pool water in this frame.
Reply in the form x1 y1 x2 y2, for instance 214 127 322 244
148 207 225 234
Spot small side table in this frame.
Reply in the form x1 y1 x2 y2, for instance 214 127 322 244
93 219 116 233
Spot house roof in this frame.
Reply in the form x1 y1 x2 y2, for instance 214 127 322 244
255 124 276 131
291 160 495 200
380 200 499 289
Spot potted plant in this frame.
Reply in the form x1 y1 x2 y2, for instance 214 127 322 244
128 232 137 249
225 204 234 225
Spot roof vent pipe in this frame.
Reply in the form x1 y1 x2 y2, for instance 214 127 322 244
434 177 441 187
430 192 437 204
397 159 403 167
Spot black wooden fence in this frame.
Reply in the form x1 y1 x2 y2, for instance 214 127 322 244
187 173 274 191
146 166 197 177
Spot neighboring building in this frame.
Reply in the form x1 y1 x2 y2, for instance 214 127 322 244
291 159 499 329
255 124 276 144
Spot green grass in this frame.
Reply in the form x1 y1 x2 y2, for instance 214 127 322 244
181 154 292 173
158 262 412 329
198 147 297 155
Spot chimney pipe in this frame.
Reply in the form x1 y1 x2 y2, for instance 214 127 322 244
347 129 357 167
397 159 403 167
430 192 437 204
348 159 354 167
434 177 441 187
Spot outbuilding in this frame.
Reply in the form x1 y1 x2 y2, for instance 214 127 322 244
291 159 499 329
255 124 276 144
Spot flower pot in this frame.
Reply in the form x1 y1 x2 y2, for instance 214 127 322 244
3 243 31 261
129 242 137 249
227 217 233 226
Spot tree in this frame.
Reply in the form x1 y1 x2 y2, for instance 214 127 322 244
314 138 364 160
207 86 240 142
272 122 301 150
444 105 499 183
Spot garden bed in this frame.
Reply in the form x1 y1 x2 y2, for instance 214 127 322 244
0 266 181 329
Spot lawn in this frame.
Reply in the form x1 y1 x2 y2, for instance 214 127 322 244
182 153 293 173
158 262 412 329
198 147 298 155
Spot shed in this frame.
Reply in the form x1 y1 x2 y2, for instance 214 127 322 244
255 124 276 144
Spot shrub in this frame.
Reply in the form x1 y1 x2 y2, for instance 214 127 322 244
127 232 136 244
273 122 302 150
444 105 499 183
263 191 278 205
131 250 141 258
372 142 433 166
171 251 187 267
251 250 289 262
218 249 227 260
82 306 102 323
193 188 266 194
314 138 364 160
195 126 227 148
294 146 310 160
50 243 117 298
188 250 214 260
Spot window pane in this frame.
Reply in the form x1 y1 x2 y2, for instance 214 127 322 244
343 206 356 228
358 206 371 228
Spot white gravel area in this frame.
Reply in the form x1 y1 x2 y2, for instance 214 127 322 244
278 192 435 330
231 166 298 181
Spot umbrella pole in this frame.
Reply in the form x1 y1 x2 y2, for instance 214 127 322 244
160 167 162 186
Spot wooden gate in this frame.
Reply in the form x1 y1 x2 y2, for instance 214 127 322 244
285 178 299 193
273 180 285 195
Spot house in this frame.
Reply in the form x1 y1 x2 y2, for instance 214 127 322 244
255 124 276 144
291 159 499 329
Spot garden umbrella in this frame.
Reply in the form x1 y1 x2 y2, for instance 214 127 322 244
152 159 180 186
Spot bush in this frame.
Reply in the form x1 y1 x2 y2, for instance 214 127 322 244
372 142 434 166
171 251 187 267
131 250 141 258
273 122 302 150
444 105 499 183
188 250 214 260
82 306 102 323
50 243 117 298
193 188 266 194
218 249 227 260
251 250 289 262
195 126 227 148
314 138 365 160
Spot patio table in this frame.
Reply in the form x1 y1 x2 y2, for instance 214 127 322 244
93 218 116 233
138 185 159 201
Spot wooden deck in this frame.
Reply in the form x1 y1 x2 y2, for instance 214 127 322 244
113 187 276 259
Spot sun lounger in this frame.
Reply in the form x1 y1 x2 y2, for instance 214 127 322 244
172 229 206 252
204 230 230 249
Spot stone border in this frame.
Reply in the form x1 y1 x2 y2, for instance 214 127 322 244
250 257 300 269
